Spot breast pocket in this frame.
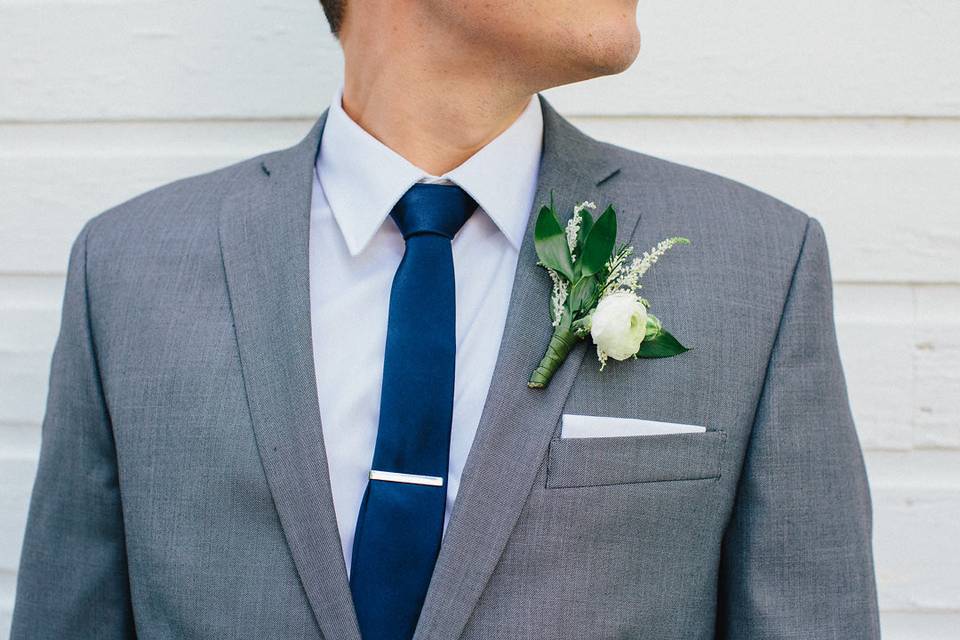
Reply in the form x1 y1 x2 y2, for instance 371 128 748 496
545 430 727 489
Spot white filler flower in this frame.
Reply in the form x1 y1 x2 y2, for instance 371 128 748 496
590 291 648 361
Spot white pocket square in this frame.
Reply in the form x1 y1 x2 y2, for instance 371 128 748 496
560 414 707 439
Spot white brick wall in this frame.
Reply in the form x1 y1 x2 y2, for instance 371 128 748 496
2 1 958 636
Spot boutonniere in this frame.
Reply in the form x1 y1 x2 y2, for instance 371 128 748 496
528 198 691 389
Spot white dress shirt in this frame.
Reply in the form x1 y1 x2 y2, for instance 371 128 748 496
309 85 543 572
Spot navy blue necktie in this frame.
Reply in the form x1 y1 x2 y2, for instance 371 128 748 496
350 183 476 640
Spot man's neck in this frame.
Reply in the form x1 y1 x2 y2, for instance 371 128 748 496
339 6 536 176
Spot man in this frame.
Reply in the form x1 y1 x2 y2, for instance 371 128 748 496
12 0 880 638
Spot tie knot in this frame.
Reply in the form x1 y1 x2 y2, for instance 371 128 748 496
390 183 477 240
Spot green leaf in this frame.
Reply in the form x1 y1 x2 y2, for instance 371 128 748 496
579 205 617 277
636 328 690 358
568 276 598 314
534 205 575 281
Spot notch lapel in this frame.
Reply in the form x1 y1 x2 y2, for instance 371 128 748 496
413 95 635 640
218 110 362 640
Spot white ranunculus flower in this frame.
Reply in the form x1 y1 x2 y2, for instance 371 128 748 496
590 292 648 361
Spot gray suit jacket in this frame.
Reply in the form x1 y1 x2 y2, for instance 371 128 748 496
12 94 880 639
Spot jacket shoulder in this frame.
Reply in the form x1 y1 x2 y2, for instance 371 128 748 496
73 144 296 297
86 150 275 241
600 140 811 241
592 140 821 319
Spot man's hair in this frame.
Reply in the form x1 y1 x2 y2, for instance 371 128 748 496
319 0 346 36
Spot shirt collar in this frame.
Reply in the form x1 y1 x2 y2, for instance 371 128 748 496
317 84 543 256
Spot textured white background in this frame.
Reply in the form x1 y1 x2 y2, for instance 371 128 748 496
2 1 959 636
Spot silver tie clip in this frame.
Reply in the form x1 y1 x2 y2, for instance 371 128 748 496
368 469 444 487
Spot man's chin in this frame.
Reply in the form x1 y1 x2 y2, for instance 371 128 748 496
563 25 642 79
596 30 642 75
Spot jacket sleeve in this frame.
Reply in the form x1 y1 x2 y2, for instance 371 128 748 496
717 216 881 638
11 220 136 639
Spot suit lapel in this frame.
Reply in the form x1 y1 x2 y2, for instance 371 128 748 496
413 95 634 640
218 110 362 640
